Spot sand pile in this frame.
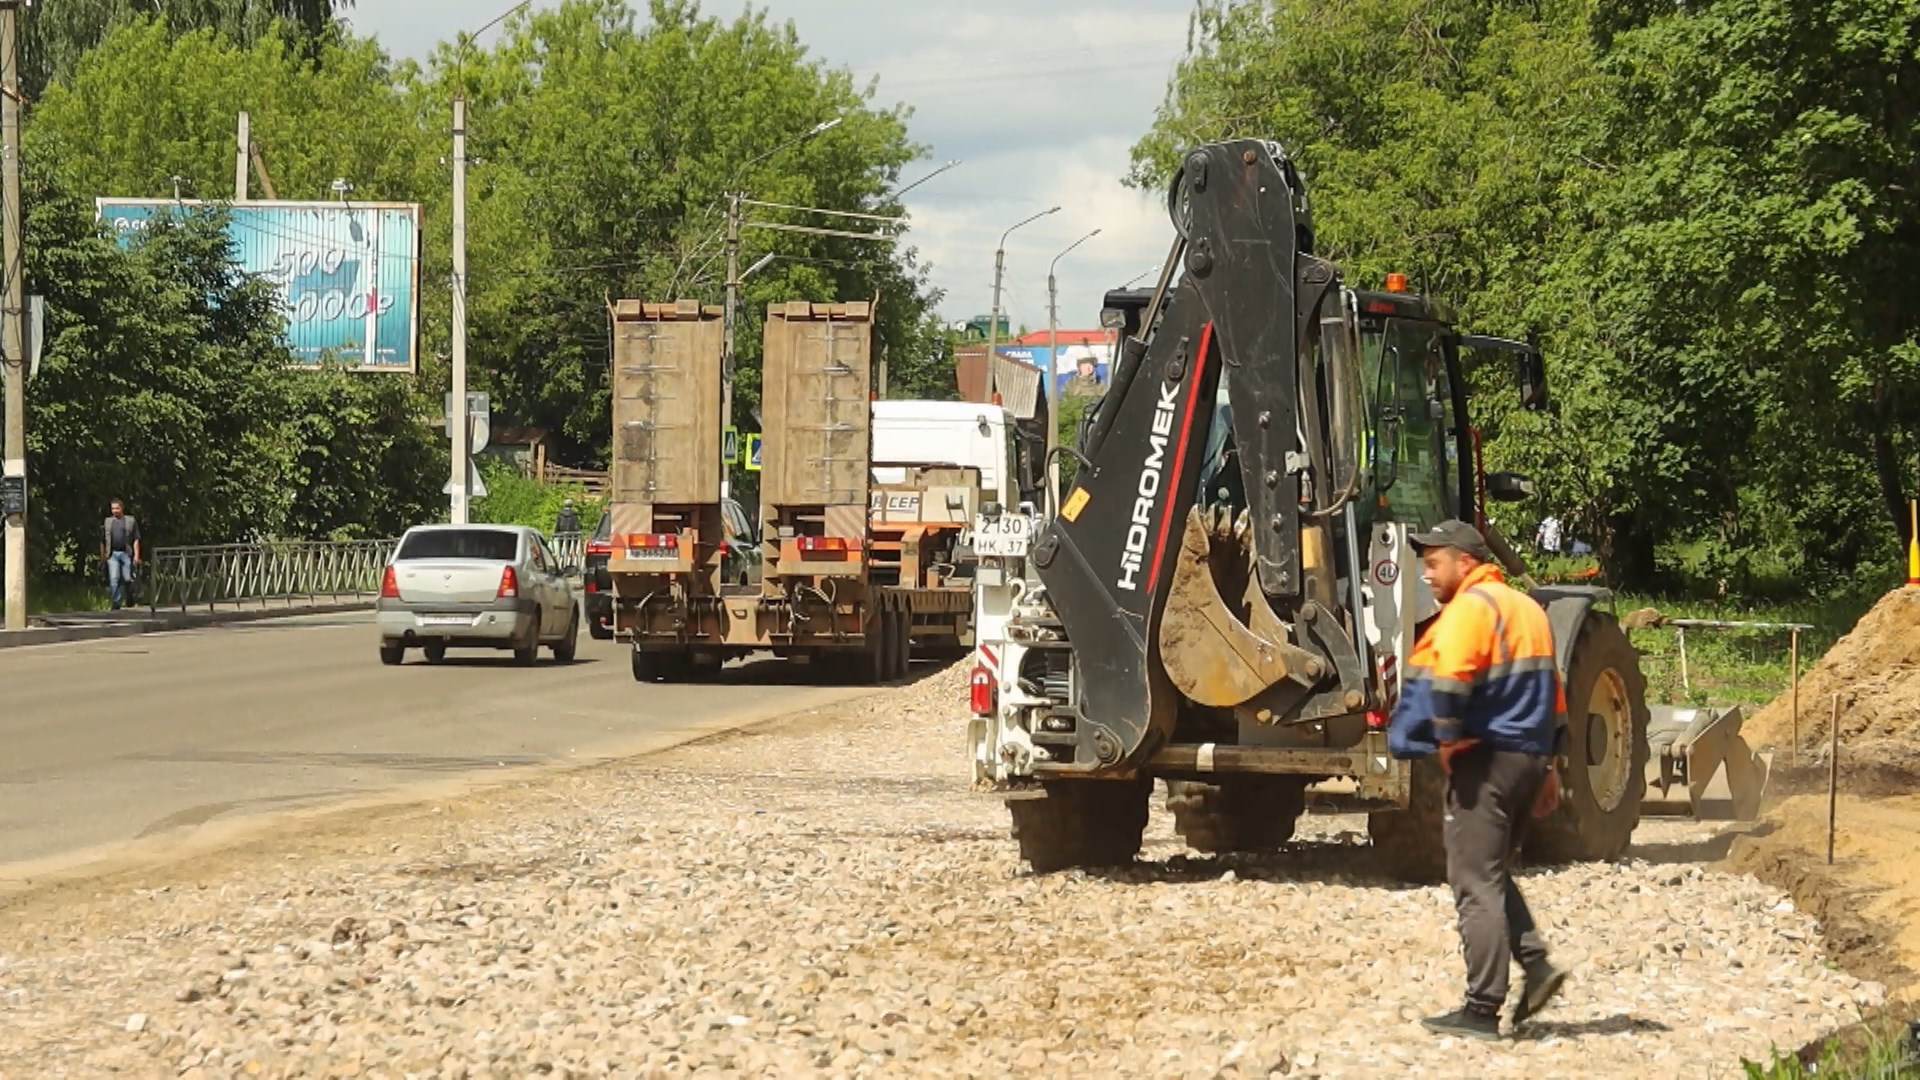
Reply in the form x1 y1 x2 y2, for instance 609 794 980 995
1744 588 1920 775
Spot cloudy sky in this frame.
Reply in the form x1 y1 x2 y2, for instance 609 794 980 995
346 1 1193 334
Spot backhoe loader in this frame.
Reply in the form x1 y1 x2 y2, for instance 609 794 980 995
965 137 1766 878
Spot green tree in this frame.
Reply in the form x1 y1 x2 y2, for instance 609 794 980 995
419 0 945 463
22 0 354 97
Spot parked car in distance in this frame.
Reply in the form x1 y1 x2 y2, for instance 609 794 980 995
377 524 579 666
719 497 763 589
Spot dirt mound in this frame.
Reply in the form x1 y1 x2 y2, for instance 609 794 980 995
1744 588 1920 776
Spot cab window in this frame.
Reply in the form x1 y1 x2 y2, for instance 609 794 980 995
1361 318 1462 529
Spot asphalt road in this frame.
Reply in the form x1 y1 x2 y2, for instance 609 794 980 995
0 612 879 875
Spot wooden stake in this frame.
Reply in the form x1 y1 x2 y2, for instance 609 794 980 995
1790 627 1801 768
1827 693 1840 866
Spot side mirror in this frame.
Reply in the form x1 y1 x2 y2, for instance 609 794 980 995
1517 350 1548 411
1486 471 1536 503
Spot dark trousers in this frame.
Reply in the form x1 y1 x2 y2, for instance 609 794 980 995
1445 747 1552 1013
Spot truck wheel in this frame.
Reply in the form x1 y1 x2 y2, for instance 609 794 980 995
588 612 613 640
860 616 891 684
1367 759 1448 883
1007 777 1151 874
1166 777 1307 854
1527 612 1650 864
892 609 913 678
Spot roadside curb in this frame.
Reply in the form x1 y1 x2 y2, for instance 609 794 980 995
0 601 374 649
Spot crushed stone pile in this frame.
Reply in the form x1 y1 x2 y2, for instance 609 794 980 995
1744 588 1920 774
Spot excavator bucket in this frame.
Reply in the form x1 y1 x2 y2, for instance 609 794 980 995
1641 704 1770 821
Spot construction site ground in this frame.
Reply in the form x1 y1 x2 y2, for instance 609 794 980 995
1 661 1910 1078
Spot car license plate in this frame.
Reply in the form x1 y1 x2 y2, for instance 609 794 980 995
972 513 1032 557
626 546 676 560
420 614 472 627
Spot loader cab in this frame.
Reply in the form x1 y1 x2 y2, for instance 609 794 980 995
1352 282 1548 534
1352 289 1474 532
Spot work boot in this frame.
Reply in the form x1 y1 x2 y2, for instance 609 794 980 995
1421 1006 1503 1041
1512 961 1569 1025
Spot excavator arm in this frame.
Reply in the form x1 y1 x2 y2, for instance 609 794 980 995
1029 139 1369 772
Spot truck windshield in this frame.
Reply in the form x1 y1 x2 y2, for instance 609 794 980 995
1360 317 1461 529
397 529 520 562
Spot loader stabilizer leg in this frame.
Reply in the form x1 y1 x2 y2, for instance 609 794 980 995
1030 138 1320 770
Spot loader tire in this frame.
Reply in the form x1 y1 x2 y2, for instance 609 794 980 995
1007 777 1151 874
1527 611 1650 864
1367 759 1448 884
1166 778 1307 854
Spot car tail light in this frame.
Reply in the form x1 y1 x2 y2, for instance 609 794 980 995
1366 709 1388 730
497 566 519 599
970 664 995 716
584 578 599 594
380 566 399 599
719 538 730 557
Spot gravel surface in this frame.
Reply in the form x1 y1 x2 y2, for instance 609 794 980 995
0 662 1879 1078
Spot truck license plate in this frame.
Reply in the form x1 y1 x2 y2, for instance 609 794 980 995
626 546 676 560
972 513 1032 557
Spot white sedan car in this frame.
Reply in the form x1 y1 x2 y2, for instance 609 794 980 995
376 524 579 666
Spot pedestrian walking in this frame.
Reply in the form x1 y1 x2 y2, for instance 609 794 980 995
1387 519 1570 1039
553 497 581 537
101 498 143 611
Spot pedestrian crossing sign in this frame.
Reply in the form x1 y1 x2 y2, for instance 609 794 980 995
723 426 739 466
745 433 764 472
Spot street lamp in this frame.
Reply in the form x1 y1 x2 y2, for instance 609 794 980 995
895 159 961 198
720 115 844 498
448 0 533 525
1046 228 1100 511
985 205 1060 402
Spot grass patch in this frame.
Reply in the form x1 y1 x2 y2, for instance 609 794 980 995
1618 590 1881 709
1740 1016 1920 1077
30 574 108 616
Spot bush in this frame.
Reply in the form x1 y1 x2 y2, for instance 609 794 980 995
470 458 603 533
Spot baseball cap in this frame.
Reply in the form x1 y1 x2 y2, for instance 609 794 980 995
1408 519 1493 563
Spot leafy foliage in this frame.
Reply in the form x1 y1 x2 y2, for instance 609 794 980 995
1133 0 1918 594
16 149 441 579
415 0 946 462
470 459 605 535
21 0 354 98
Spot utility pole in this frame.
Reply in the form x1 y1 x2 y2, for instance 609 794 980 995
449 95 470 525
2 0 26 630
1046 228 1100 513
235 111 250 201
720 190 741 501
986 206 1060 404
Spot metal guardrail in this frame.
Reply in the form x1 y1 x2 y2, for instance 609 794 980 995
550 531 586 571
145 539 398 611
144 531 588 611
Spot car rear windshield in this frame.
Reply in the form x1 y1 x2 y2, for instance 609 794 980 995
397 529 519 562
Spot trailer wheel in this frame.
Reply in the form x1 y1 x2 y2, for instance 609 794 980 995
631 647 659 683
1166 778 1307 854
1367 759 1448 883
1527 612 1650 864
1007 777 1152 874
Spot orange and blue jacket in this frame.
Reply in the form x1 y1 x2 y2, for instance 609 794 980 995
1387 563 1566 758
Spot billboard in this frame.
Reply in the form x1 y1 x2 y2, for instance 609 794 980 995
97 199 422 372
994 341 1116 397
